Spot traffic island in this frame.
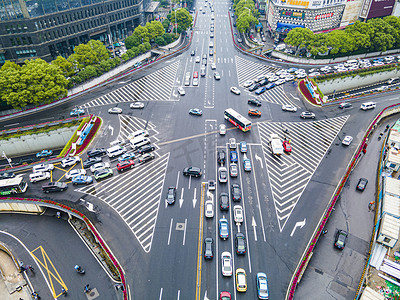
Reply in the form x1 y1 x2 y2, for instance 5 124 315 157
298 78 324 106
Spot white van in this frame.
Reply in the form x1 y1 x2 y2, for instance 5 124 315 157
345 59 358 67
360 102 376 110
107 145 126 158
110 139 123 147
29 171 50 183
127 130 149 141
130 136 150 150
275 44 286 51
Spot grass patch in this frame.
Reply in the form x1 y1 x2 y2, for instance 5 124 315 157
58 117 90 157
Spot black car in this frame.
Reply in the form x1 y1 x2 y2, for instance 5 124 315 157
249 83 261 92
235 233 246 254
204 237 213 259
219 193 229 211
259 79 269 86
137 144 155 154
183 167 202 177
356 178 368 191
139 153 155 163
334 230 348 250
166 187 176 205
248 99 262 107
231 183 242 202
0 172 16 180
83 157 102 168
217 150 226 165
42 182 68 193
87 148 106 158
339 102 352 109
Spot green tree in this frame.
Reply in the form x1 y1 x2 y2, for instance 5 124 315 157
171 8 193 31
1 61 21 71
121 53 129 61
125 35 140 49
143 41 151 51
162 19 170 30
133 25 149 43
155 36 166 46
285 27 315 50
138 44 146 53
146 20 165 40
127 47 140 58
51 56 75 77
163 33 174 44
236 16 250 33
78 65 98 81
367 18 396 51
67 40 109 70
384 16 400 47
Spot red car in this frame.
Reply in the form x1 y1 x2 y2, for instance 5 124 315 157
220 291 231 300
283 140 292 153
193 71 198 78
116 160 135 171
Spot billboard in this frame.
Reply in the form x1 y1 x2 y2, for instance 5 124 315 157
280 10 306 19
367 0 395 18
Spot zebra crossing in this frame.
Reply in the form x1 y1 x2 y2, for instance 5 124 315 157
117 114 159 142
80 61 180 109
258 85 299 107
257 116 349 232
235 56 279 86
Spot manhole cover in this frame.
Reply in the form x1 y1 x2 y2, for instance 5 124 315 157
176 223 185 231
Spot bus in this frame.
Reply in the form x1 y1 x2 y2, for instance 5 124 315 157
0 177 28 196
224 108 252 132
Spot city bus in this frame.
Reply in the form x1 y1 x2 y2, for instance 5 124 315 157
0 177 28 196
224 108 252 132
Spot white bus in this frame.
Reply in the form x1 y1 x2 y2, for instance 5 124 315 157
224 108 252 132
0 176 28 196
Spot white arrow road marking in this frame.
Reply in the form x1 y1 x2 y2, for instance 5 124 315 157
237 223 241 233
290 93 300 101
188 176 191 189
165 199 168 208
193 188 197 208
108 125 114 136
179 188 184 208
204 290 209 300
255 153 263 169
252 217 257 241
172 92 177 98
290 218 306 237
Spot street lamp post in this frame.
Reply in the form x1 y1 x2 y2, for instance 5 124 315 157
2 152 13 168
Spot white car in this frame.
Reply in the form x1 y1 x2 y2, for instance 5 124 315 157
296 73 307 79
342 136 353 146
230 87 241 95
282 104 297 112
61 156 79 168
309 72 321 77
177 87 185 96
33 163 54 173
193 78 199 86
373 62 384 66
279 73 289 79
275 79 286 85
255 75 265 83
243 80 254 88
295 69 306 74
276 69 287 76
268 76 279 82
285 75 295 81
90 162 110 173
234 205 244 223
211 63 216 70
221 252 233 276
219 124 226 135
230 163 238 177
229 138 236 149
195 56 200 63
65 168 86 180
205 200 214 218
130 102 144 109
265 72 275 78
108 107 122 114
218 167 228 183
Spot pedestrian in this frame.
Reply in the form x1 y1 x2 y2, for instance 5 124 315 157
369 201 375 211
368 203 372 211
56 212 61 219
322 229 328 235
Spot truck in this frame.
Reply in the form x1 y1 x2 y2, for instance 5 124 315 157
270 134 284 156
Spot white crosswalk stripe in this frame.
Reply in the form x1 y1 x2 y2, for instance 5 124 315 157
117 115 160 143
235 56 279 85
257 116 349 232
258 85 299 107
80 62 180 109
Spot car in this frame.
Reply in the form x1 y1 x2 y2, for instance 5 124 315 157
236 268 247 292
309 72 321 77
218 167 228 183
195 56 200 62
200 66 206 77
137 144 155 154
231 183 241 201
219 218 229 239
265 82 275 90
193 71 198 78
177 87 185 96
255 87 267 95
229 138 236 149
87 148 106 158
32 163 54 173
65 168 86 180
189 108 203 116
90 162 110 173
220 291 231 300
249 83 261 92
234 205 243 223
285 75 295 81
61 156 80 168
108 107 123 114
243 159 251 171
256 272 269 299
211 63 216 70
235 232 246 254
255 75 265 83
42 182 68 193
356 178 368 191
219 193 229 210
193 77 199 86
248 109 261 117
36 150 53 158
288 67 298 73
269 76 279 82
217 150 226 165
219 124 226 135
205 199 214 218
0 172 15 180
82 157 102 168
210 31 214 38
230 87 241 95
342 136 353 146
375 85 388 92
183 167 202 177
94 168 113 180
275 79 286 85
191 50 195 56
283 140 292 153
300 111 315 119
230 151 238 163
221 252 233 276
230 163 238 177
208 180 216 191
72 175 93 185
166 187 176 205
118 152 136 162
202 58 207 65
243 80 254 88
240 141 247 153
296 73 307 79
204 237 213 259
130 102 145 109
209 49 214 56
282 104 297 112
139 153 155 163
116 160 135 171
214 72 221 80
339 102 352 109
334 230 348 250
70 108 85 116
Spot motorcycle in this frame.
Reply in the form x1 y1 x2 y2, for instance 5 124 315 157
74 265 85 274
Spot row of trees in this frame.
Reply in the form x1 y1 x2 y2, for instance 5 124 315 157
233 0 259 33
285 16 400 56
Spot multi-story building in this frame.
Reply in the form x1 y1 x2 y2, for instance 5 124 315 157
0 0 150 65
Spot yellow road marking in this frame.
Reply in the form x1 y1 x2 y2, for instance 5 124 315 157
195 183 206 300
